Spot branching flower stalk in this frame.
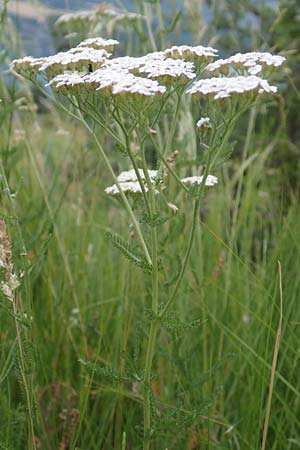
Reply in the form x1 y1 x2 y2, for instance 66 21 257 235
10 37 285 449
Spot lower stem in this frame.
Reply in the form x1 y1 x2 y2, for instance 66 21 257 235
140 155 159 450
143 319 158 450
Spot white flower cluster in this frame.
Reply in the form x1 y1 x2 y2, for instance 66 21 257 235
105 52 163 71
117 169 158 182
164 45 218 61
137 58 196 82
49 67 166 97
105 182 146 195
77 37 119 51
12 40 283 101
46 71 86 90
41 47 110 73
11 55 46 73
12 46 110 76
206 52 286 76
100 73 166 96
105 168 159 196
187 76 278 100
103 52 196 83
196 117 211 128
181 175 218 186
55 5 144 27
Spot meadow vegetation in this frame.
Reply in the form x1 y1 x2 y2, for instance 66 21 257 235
0 1 300 449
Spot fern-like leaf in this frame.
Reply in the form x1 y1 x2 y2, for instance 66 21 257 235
106 232 152 273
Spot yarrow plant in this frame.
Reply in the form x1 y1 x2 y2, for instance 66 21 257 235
11 38 285 449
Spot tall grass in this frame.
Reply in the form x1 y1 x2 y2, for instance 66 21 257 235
1 1 300 449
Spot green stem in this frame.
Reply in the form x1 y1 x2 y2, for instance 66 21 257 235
164 93 182 156
223 106 256 304
159 197 200 319
140 148 159 450
159 140 216 319
78 114 152 268
112 111 152 217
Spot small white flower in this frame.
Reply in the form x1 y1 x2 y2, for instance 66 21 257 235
117 169 158 183
181 175 218 186
196 117 211 129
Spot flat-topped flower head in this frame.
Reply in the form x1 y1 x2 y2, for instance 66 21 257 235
163 45 218 63
105 52 165 73
47 71 87 95
137 58 196 84
105 56 147 72
77 37 119 52
187 76 278 100
110 75 166 96
90 69 166 97
40 47 110 77
117 169 158 183
181 175 218 186
105 181 146 196
206 52 286 76
49 65 167 99
12 47 110 78
105 168 160 196
196 117 211 129
11 56 46 74
105 181 159 196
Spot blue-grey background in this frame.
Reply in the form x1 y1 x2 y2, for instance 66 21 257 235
7 1 276 57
